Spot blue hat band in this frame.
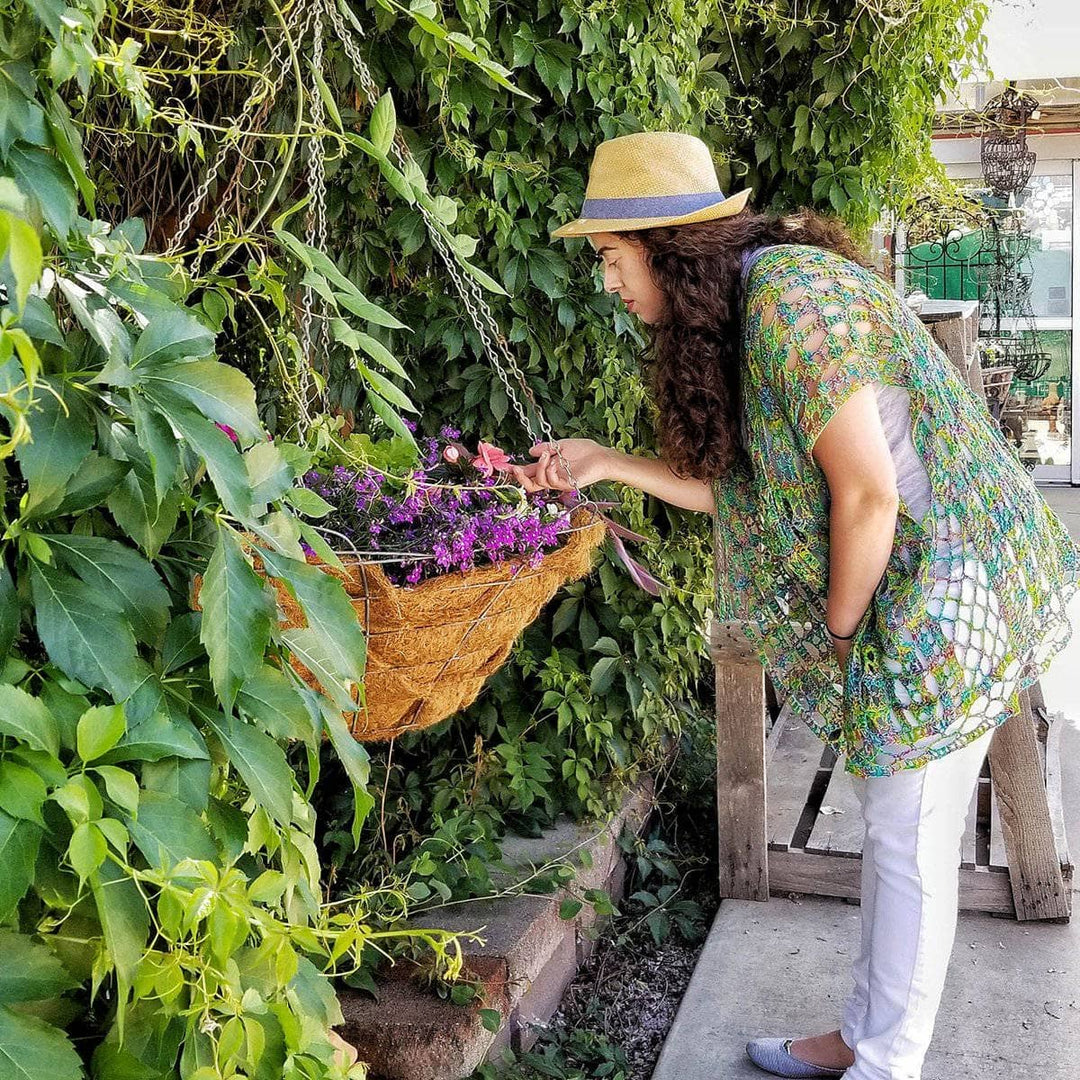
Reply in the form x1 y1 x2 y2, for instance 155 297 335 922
580 190 728 219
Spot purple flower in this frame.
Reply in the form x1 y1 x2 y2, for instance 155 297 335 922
296 437 573 586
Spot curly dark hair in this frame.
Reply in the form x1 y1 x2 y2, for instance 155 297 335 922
622 207 869 481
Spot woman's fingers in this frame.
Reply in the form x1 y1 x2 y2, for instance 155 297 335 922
512 444 576 492
510 464 544 492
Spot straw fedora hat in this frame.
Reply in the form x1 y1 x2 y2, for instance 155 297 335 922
551 131 752 238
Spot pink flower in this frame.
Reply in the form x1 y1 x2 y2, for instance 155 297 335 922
471 440 513 476
443 444 460 463
215 422 239 443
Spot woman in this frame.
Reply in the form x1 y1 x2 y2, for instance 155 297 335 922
513 131 1080 1080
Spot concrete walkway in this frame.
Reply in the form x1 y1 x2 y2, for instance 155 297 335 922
654 483 1080 1080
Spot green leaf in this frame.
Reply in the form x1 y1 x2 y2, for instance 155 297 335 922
0 931 79 1004
68 820 107 879
205 712 293 826
51 453 130 517
479 1008 502 1034
356 362 416 413
0 761 47 826
245 441 296 508
76 704 126 762
199 527 273 710
309 61 343 130
369 91 396 157
0 563 15 665
283 487 333 518
236 665 317 744
164 407 254 520
278 631 353 714
126 790 217 869
6 143 77 239
130 396 181 502
131 310 216 368
335 324 411 381
0 210 42 312
590 656 619 696
92 765 140 816
333 289 409 331
106 468 181 560
45 90 94 213
257 547 366 686
319 700 375 849
273 228 407 329
90 858 149 1024
15 381 94 518
366 389 417 447
558 898 583 920
30 564 149 701
139 359 261 441
0 1004 82 1080
455 255 509 296
0 810 40 921
98 709 208 765
0 683 59 757
43 534 170 646
160 612 204 674
140 756 210 813
55 277 132 366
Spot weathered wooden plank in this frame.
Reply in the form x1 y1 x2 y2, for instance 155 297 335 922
765 713 829 850
987 690 1070 920
714 630 769 902
766 849 1015 915
805 759 865 857
1043 710 1074 906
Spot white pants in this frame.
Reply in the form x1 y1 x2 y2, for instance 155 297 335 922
839 724 996 1080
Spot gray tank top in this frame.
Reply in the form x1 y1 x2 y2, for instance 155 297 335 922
872 382 932 525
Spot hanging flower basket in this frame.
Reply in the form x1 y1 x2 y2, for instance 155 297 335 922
259 505 605 740
194 429 616 741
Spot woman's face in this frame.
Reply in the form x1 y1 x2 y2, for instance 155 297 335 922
588 232 667 324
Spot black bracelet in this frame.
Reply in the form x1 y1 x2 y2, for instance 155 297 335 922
826 623 857 641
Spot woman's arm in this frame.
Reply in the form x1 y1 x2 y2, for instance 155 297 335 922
811 384 899 663
509 438 715 513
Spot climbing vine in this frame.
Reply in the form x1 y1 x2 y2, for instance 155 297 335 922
0 0 989 1074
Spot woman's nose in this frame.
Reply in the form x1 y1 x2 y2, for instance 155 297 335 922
603 266 621 292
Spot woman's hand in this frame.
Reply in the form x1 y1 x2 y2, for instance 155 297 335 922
510 439 715 513
509 439 613 493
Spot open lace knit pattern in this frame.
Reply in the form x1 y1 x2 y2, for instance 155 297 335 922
713 244 1080 778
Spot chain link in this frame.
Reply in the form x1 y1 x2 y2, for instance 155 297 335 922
299 0 331 417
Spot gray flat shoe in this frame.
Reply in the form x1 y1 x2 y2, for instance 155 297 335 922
745 1037 848 1078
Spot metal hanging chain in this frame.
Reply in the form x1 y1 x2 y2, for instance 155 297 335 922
323 0 579 489
165 2 317 266
300 0 330 409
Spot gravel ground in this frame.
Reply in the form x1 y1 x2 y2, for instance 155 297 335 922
527 885 718 1079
